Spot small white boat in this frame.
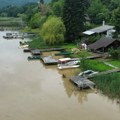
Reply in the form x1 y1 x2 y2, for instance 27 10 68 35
19 44 29 48
58 58 80 69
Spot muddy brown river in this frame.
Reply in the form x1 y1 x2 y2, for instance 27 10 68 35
0 31 120 120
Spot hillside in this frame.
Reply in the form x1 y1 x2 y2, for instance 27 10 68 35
0 0 50 8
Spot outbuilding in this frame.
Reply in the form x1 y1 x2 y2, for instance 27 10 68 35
88 37 120 52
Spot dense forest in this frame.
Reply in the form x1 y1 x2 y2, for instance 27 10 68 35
1 0 120 44
0 0 50 8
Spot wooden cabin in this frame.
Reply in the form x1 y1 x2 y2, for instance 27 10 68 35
88 37 120 52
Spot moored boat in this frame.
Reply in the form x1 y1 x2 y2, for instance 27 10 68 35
58 58 80 69
27 55 41 60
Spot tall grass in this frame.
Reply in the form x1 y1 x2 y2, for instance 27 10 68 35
92 73 120 99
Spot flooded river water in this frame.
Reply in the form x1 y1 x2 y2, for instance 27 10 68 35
0 31 120 120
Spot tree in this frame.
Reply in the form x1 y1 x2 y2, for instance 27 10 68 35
29 12 41 29
52 1 63 17
113 6 120 34
40 16 66 45
63 0 88 43
40 0 44 4
87 0 109 24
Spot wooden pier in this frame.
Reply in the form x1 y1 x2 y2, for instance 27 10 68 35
41 56 58 65
70 75 95 89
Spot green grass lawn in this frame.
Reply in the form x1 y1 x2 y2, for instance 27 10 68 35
107 60 120 68
81 59 113 72
61 43 76 49
28 36 78 50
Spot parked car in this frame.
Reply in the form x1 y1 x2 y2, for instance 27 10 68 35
78 70 98 77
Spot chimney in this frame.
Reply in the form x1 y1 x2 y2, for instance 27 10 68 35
102 20 105 26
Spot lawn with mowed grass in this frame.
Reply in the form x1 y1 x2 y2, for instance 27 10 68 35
107 60 120 68
80 59 113 72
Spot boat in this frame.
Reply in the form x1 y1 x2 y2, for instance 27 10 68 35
27 55 41 60
19 44 29 48
23 48 31 52
31 49 42 55
3 33 14 39
58 58 80 69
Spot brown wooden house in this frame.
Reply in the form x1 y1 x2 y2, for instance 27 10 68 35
88 37 120 52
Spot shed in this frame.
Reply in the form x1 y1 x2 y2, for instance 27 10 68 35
88 37 120 52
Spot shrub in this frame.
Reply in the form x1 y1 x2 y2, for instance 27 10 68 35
109 47 120 60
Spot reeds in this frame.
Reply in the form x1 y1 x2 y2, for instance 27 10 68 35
92 73 120 99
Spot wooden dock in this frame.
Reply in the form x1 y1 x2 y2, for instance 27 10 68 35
88 69 120 78
41 56 58 65
70 75 95 89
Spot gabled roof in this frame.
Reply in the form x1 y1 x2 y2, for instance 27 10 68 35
88 37 119 50
83 25 114 35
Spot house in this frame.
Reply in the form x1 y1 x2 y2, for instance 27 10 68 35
88 37 120 52
83 21 114 36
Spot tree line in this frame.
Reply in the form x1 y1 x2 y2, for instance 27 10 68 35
1 0 120 45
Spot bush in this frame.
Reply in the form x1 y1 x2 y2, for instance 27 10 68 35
109 47 120 60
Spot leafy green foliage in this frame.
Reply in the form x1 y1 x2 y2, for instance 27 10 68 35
109 47 120 60
40 16 66 45
63 0 89 42
27 36 48 49
0 0 50 8
87 0 109 24
113 6 120 34
52 1 63 17
29 12 41 28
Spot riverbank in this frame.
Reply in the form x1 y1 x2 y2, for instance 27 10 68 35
27 35 120 100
